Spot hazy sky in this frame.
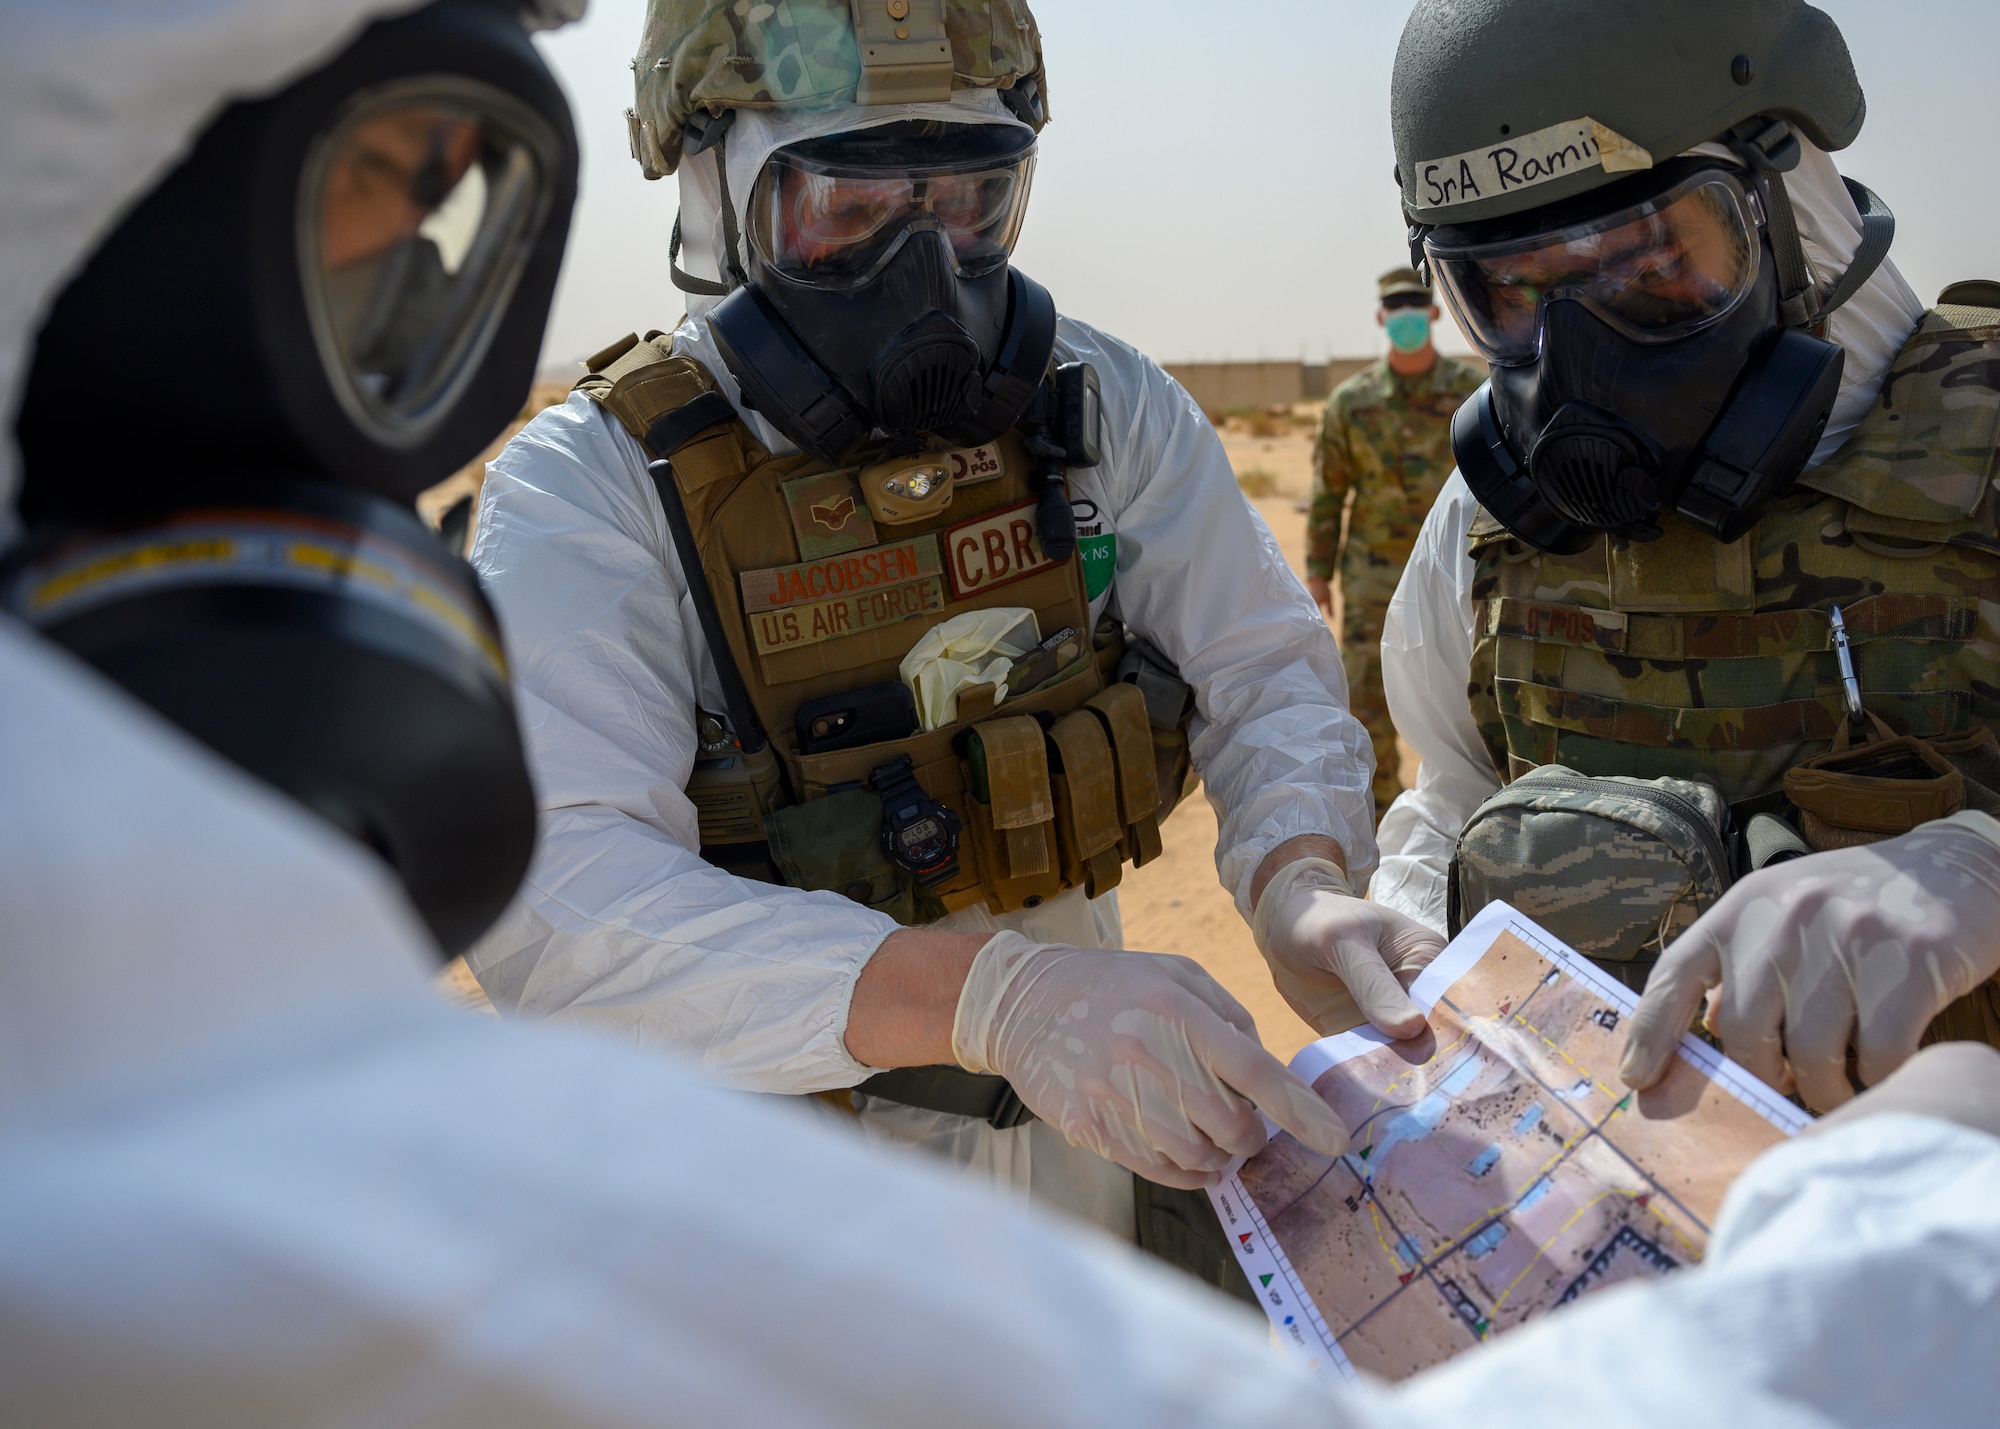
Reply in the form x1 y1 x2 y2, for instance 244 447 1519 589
533 1 1999 371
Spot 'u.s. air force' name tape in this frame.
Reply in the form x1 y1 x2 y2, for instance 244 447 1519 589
740 535 946 655
1412 116 1652 210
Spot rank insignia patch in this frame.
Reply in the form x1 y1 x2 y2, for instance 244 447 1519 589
782 471 877 559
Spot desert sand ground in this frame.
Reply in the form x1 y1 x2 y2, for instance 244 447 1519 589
1131 404 1418 1061
434 394 1417 1065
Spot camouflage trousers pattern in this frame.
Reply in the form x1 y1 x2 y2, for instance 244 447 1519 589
1339 598 1400 820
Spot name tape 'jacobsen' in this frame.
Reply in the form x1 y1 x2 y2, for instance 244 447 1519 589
741 535 946 656
945 500 1060 599
1413 116 1652 211
740 535 943 613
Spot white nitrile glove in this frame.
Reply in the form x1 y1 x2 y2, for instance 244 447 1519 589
952 932 1351 1189
1622 812 2000 1113
1809 1042 2000 1144
1251 856 1445 1038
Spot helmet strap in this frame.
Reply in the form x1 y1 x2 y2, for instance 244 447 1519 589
670 127 751 298
1816 176 1896 322
1729 117 1894 330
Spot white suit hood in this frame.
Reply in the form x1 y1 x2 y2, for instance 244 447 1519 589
672 86 1031 325
1783 140 1926 463
0 0 448 535
1692 138 1926 466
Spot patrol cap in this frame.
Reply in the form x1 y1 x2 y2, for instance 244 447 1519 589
629 0 1049 179
1378 267 1431 304
1392 0 1864 227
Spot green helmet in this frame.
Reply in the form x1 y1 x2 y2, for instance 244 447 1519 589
628 0 1048 179
1391 0 1864 228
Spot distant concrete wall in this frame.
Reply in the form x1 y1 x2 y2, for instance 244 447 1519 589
1162 361 1308 411
1306 359 1375 402
1165 356 1479 412
1165 358 1377 412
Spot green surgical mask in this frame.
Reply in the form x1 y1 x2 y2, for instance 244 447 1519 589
1384 308 1432 353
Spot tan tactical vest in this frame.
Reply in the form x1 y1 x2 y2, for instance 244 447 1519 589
576 332 1165 923
1466 299 2000 1047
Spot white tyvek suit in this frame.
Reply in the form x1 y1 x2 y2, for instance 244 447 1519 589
465 88 1378 1227
6 6 2000 1423
1371 143 1928 929
12 624 2000 1428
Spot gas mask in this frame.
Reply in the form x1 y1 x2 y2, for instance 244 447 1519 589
699 120 1057 466
1428 160 1847 554
6 0 578 955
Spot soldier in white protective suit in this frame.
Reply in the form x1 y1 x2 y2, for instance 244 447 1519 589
4 2 2000 1425
461 0 1427 1287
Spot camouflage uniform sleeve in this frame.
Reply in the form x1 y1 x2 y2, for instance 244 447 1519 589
1305 393 1353 581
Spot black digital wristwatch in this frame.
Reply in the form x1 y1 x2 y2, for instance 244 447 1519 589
871 754 961 886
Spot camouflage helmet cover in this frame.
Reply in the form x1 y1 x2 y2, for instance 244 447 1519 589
1392 0 1864 227
631 0 1048 178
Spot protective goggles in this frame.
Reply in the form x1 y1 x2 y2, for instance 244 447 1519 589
746 123 1035 287
1425 164 1765 366
303 78 561 441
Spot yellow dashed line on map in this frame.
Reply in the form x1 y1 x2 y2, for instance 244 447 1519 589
1350 996 1694 1297
1490 1188 1616 1314
1487 1184 1701 1316
1447 1135 1578 1243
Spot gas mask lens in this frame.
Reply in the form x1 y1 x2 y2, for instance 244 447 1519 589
1428 168 1762 365
304 82 559 443
747 123 1035 287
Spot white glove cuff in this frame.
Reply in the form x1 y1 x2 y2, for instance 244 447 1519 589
1939 808 2000 855
949 930 1045 1075
1250 855 1352 959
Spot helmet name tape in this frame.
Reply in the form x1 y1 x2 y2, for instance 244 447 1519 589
1413 117 1651 210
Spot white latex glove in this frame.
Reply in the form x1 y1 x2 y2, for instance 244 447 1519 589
1809 1041 2000 1144
1622 812 2000 1113
1251 856 1445 1038
952 932 1351 1189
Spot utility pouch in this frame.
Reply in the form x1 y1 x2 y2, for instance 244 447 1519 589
766 788 918 926
1448 765 1734 990
1931 726 2000 816
959 715 1062 913
1047 708 1126 897
1784 715 1965 850
1115 630 1197 820
1086 682 1165 867
686 711 788 882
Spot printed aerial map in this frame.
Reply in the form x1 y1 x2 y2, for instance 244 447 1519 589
1209 902 1808 1382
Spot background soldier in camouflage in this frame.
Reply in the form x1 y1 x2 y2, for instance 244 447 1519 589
1305 267 1481 816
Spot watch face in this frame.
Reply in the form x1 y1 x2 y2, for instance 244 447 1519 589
897 819 948 867
876 759 958 876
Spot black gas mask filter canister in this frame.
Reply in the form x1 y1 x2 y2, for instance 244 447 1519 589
6 0 578 955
